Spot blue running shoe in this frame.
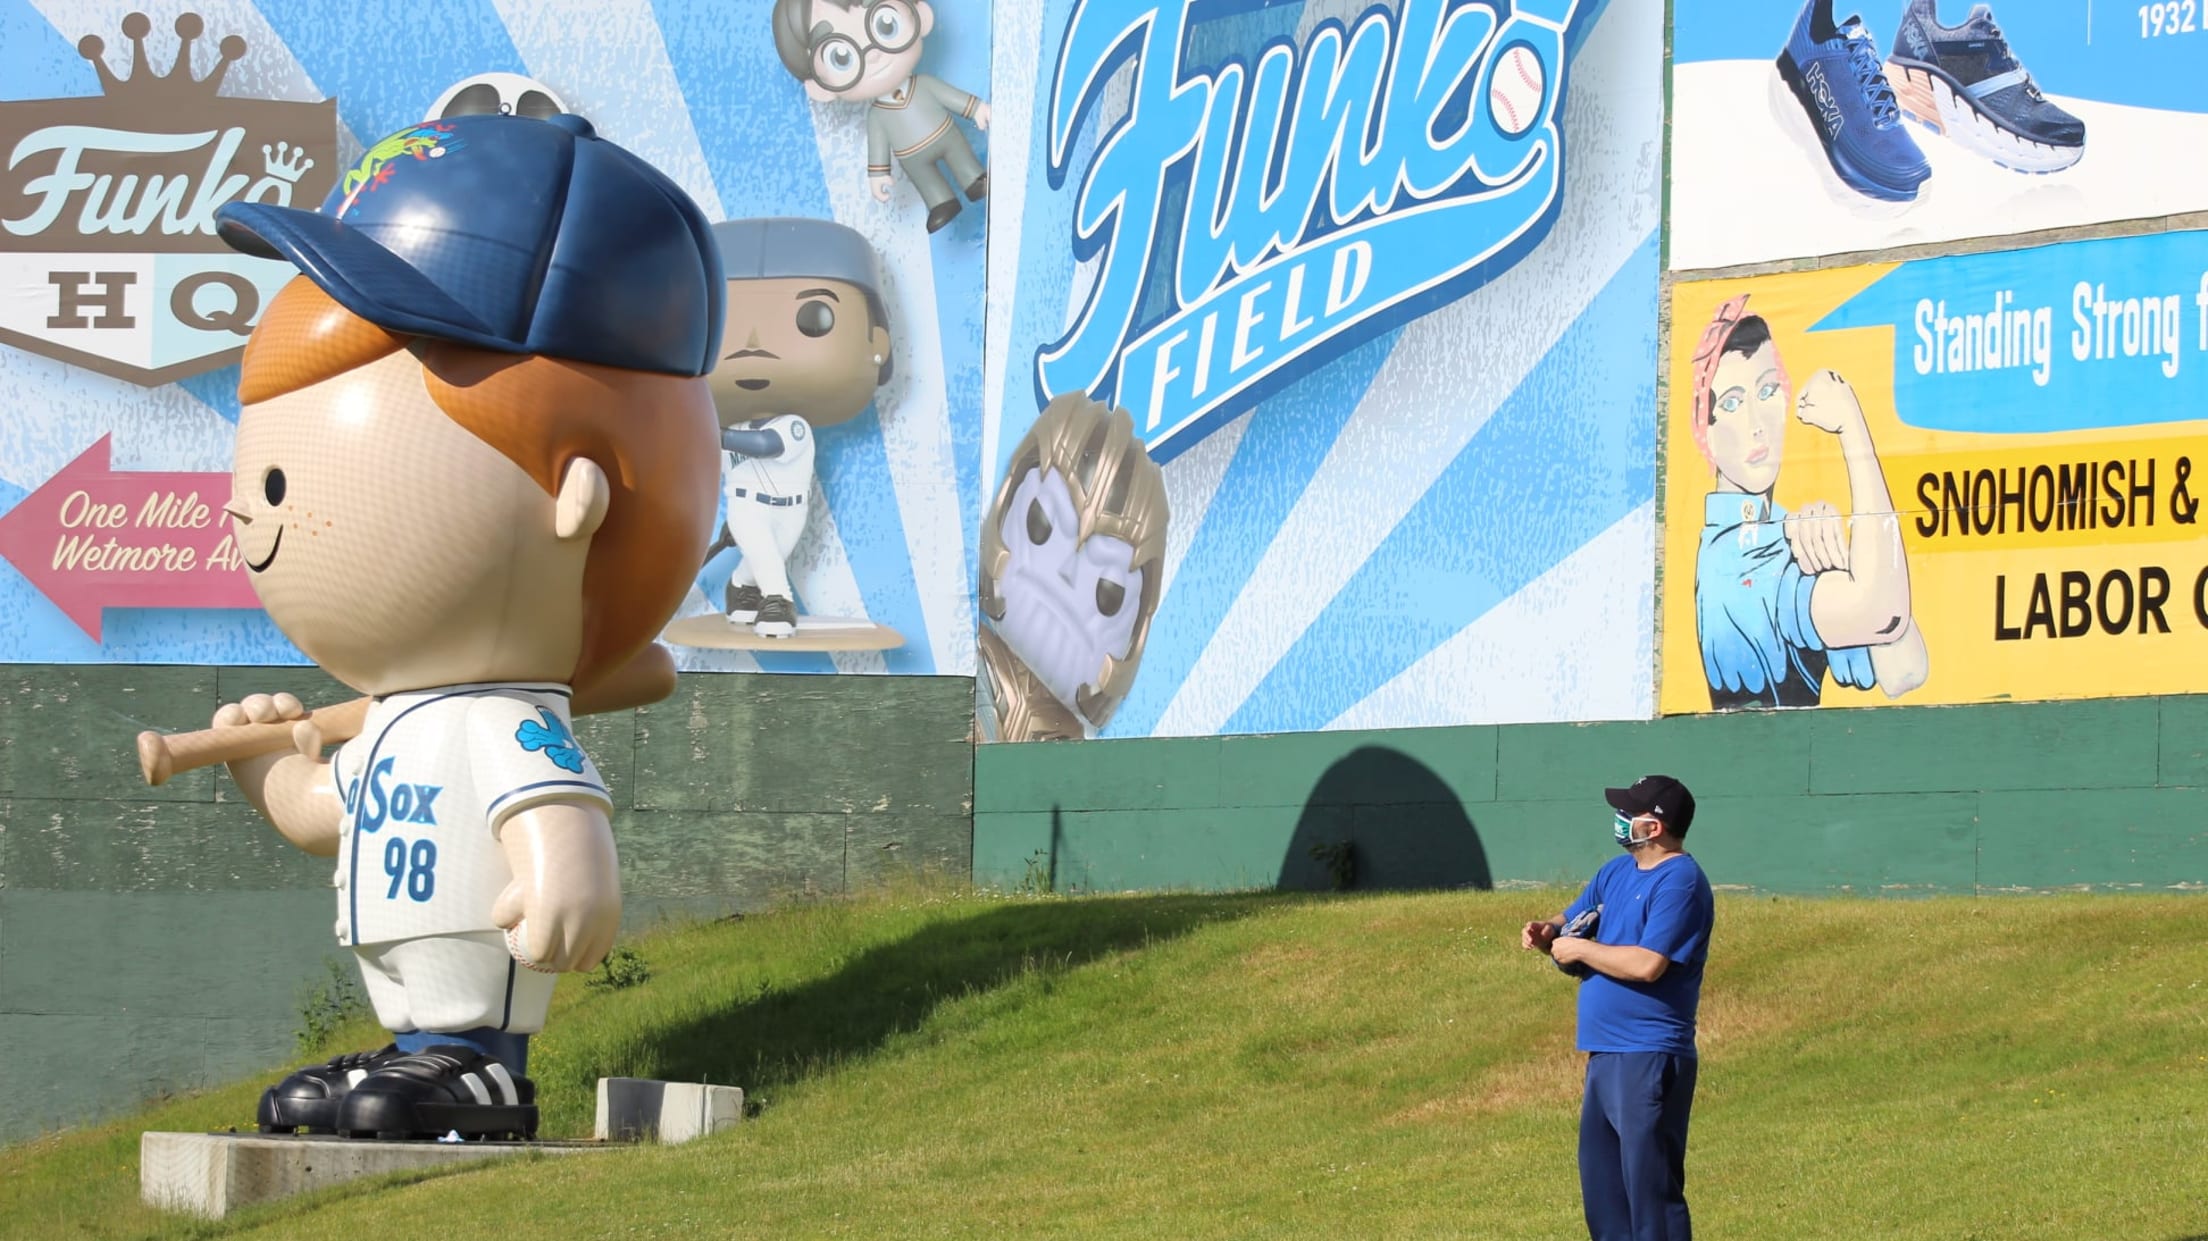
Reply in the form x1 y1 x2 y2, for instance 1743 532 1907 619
1887 0 2085 174
1775 0 1931 202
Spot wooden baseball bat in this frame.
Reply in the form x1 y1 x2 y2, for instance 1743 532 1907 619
135 643 681 786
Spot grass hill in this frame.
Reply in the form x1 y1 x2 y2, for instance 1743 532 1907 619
4 882 2206 1239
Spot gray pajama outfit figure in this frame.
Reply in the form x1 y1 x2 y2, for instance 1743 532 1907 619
869 74 985 230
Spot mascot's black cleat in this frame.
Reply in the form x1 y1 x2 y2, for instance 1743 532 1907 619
334 1045 538 1141
257 1045 402 1134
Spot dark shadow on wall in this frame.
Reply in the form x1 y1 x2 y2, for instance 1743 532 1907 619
1279 746 1492 893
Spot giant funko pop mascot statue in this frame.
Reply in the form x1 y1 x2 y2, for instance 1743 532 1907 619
137 112 724 1140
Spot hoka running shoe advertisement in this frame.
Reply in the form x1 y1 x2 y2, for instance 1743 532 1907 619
1662 228 2208 714
1672 0 2208 270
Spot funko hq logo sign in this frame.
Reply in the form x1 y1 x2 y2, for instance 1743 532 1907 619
1040 0 1581 461
0 13 338 386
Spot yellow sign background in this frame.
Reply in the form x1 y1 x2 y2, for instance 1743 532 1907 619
1660 266 2208 715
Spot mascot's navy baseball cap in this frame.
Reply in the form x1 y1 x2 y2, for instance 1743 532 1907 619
215 112 723 378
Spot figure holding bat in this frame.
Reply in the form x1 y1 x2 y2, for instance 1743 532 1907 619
195 111 722 1141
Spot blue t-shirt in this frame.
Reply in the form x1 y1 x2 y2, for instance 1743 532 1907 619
1562 852 1715 1057
1696 492 1877 709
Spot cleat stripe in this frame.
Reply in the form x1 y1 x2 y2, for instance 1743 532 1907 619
458 1073 492 1106
483 1062 519 1106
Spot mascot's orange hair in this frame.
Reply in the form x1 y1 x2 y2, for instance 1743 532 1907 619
239 275 720 694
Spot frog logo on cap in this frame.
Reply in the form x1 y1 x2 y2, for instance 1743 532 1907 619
336 122 464 218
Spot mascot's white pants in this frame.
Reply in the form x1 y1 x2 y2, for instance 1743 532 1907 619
355 931 556 1035
724 486 808 601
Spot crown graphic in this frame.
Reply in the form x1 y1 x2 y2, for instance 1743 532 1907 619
262 141 314 183
76 12 247 104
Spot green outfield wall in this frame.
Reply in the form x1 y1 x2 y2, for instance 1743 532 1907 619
0 665 973 1145
11 672 2208 1144
973 697 2208 899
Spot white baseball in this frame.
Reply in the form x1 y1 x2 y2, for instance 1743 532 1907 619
1490 44 1546 136
505 922 560 974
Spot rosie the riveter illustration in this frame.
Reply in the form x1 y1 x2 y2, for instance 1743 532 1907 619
1687 294 1929 709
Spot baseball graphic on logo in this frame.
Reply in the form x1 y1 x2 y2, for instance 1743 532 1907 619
1490 43 1545 136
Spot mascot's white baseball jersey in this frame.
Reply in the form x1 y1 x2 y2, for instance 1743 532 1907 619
723 413 815 601
330 683 611 1034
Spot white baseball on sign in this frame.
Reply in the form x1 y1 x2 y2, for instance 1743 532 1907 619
1490 44 1546 136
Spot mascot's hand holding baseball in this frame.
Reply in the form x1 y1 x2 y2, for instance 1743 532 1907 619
209 111 722 1142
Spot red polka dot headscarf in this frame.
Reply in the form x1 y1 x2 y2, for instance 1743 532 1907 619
1686 293 1783 470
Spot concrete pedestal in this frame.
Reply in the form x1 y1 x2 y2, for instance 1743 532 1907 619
143 1076 741 1218
594 1077 744 1143
140 1131 601 1219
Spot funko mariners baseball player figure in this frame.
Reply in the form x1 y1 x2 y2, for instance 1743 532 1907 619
209 112 722 1140
705 217 894 638
771 0 991 233
978 393 1168 742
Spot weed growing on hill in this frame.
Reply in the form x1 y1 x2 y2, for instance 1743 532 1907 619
1310 839 1356 890
586 947 653 992
293 958 371 1057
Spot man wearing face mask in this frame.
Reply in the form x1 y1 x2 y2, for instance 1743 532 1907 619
1521 774 1714 1241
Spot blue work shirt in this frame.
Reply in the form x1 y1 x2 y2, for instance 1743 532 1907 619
1696 492 1876 709
1562 852 1715 1057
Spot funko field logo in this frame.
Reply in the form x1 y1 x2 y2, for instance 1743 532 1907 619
0 12 339 386
1041 0 1582 462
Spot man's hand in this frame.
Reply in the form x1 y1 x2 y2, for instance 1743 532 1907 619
492 801 622 974
1795 369 1868 436
973 101 991 131
1784 499 1850 575
1553 937 1670 983
870 174 894 203
1522 919 1560 954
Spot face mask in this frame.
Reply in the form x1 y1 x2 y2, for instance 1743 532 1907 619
1613 811 1657 849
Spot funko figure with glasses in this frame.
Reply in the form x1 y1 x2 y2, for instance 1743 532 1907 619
771 0 991 233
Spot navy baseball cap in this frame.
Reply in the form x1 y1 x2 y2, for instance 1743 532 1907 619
216 113 723 378
1606 774 1696 835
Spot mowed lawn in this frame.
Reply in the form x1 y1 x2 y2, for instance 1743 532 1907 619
4 884 2206 1240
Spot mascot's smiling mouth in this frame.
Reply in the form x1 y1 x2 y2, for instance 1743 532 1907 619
736 378 770 391
246 527 283 574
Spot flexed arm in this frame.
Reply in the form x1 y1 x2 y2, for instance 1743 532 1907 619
1870 619 1929 697
1798 371 1915 650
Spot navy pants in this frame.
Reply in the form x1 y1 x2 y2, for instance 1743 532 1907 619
1579 1051 1696 1241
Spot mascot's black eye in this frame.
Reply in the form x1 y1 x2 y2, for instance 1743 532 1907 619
1095 579 1126 617
263 468 287 506
796 300 836 338
1025 498 1052 545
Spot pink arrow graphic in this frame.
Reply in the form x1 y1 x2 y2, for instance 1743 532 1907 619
0 434 261 641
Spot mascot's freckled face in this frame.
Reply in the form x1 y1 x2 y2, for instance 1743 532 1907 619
991 465 1144 707
224 348 587 694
